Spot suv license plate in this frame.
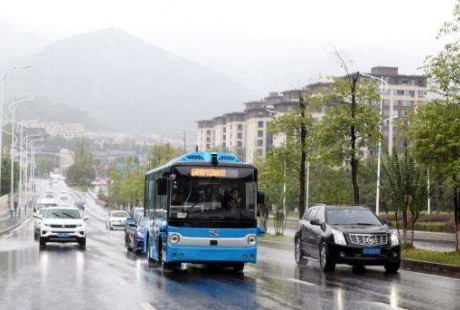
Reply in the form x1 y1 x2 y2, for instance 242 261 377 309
57 233 69 238
363 247 380 256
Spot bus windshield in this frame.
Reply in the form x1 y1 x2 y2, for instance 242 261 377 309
169 176 256 221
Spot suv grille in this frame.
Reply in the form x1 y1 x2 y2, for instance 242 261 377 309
349 234 387 246
50 224 77 228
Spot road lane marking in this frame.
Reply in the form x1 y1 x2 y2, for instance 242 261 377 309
139 302 157 310
117 277 128 285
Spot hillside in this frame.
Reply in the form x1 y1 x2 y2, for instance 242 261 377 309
5 28 254 136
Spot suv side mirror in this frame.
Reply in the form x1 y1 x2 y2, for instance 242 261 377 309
257 191 265 204
127 217 136 227
310 218 321 226
157 178 168 195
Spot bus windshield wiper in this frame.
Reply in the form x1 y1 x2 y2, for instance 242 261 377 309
185 202 202 216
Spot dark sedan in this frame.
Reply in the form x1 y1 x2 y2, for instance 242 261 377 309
294 204 401 273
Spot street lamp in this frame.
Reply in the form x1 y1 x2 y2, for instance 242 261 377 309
0 65 32 196
8 96 34 212
360 73 389 215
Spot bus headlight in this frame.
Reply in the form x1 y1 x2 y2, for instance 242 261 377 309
247 235 257 246
169 234 180 244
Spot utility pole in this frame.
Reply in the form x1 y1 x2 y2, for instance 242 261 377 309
298 90 306 219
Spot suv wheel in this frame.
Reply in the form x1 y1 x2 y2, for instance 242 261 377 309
319 242 336 272
39 237 46 248
79 238 86 249
384 260 400 273
295 238 308 265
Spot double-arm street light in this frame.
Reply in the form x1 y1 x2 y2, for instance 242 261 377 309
8 96 35 211
360 73 390 215
0 65 32 196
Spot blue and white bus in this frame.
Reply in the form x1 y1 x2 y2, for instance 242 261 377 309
145 151 265 272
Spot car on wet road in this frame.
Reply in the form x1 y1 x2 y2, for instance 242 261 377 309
39 207 88 249
294 204 401 273
33 208 49 240
125 215 150 253
106 210 130 230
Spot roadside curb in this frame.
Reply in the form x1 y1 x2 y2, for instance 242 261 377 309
0 215 31 236
259 239 460 279
401 258 460 279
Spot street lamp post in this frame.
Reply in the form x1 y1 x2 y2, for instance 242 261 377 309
8 96 34 212
360 73 389 215
0 65 32 197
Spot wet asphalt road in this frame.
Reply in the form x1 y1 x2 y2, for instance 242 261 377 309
1 181 460 310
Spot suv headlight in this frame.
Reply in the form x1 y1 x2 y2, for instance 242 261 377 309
43 223 51 227
390 230 400 246
332 229 347 245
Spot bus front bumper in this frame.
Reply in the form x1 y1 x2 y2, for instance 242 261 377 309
166 245 257 264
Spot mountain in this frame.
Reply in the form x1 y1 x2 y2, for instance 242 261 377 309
5 28 255 136
16 97 102 130
0 23 47 61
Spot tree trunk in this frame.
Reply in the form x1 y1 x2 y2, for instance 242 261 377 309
350 74 360 204
454 174 459 251
298 92 307 219
402 210 408 244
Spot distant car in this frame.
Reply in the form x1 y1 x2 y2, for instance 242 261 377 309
131 207 144 224
34 208 49 239
45 192 55 199
75 201 86 211
59 195 69 202
125 215 150 253
39 207 88 248
34 198 58 214
294 204 401 273
106 210 130 230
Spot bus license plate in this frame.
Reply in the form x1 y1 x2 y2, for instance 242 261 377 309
363 247 380 256
57 233 69 238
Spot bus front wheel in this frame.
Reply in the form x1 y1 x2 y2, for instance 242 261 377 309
232 263 245 273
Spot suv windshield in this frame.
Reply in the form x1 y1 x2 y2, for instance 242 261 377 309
326 208 382 226
169 176 256 221
46 209 81 219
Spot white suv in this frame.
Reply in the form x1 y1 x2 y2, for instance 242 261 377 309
39 207 88 249
34 208 49 240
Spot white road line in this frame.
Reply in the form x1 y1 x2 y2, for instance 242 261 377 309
139 302 157 310
116 277 128 285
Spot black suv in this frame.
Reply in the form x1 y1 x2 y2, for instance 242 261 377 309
294 204 400 273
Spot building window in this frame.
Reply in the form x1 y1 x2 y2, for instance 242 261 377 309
418 91 425 98
237 141 243 147
383 99 390 106
206 144 211 149
395 90 405 96
257 139 264 147
256 149 263 156
237 132 243 139
237 124 243 131
223 142 226 148
258 121 264 128
206 137 211 142
257 130 264 138
223 127 226 133
409 90 415 98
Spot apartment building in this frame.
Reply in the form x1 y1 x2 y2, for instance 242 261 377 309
244 101 273 163
364 66 427 152
196 66 427 163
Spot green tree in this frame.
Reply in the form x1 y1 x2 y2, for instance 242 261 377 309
312 74 380 204
66 139 95 186
411 1 460 250
149 143 183 168
383 149 428 246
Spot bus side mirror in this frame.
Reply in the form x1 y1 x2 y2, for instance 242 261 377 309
157 178 167 195
257 191 265 204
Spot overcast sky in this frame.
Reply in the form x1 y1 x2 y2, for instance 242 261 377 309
0 0 457 97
